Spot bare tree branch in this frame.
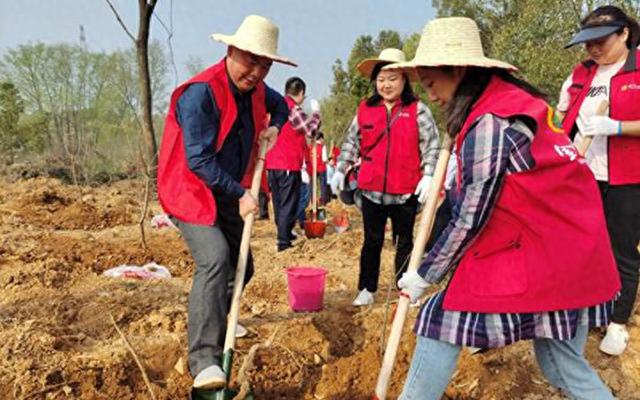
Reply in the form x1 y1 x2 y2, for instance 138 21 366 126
152 1 179 87
138 169 151 250
105 0 136 42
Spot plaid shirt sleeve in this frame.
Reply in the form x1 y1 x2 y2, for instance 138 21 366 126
336 115 360 174
289 104 321 137
417 101 441 176
418 114 535 283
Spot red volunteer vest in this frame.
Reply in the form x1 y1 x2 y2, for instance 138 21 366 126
331 145 340 160
305 143 327 173
356 100 421 194
443 77 620 313
561 49 640 185
157 58 267 225
265 96 306 171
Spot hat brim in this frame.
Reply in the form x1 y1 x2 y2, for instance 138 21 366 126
210 33 298 67
356 58 383 79
565 26 621 48
384 57 518 74
356 58 419 81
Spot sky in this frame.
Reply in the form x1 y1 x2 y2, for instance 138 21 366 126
0 0 436 101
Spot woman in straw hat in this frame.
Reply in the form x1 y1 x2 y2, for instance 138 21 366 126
558 5 640 357
330 48 440 307
386 17 619 399
158 15 295 390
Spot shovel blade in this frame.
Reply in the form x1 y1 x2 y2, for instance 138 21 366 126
191 387 254 400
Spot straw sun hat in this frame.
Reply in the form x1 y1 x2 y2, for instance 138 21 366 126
384 17 517 72
356 48 410 79
211 15 297 67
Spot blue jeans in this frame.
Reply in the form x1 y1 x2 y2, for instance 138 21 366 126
400 319 613 400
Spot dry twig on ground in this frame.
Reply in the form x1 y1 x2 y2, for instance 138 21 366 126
234 328 280 399
109 313 157 400
24 381 77 399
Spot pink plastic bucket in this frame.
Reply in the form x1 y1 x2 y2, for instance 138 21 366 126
285 266 328 312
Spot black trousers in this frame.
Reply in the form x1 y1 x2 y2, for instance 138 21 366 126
359 195 419 292
258 191 270 219
268 169 301 249
599 182 640 324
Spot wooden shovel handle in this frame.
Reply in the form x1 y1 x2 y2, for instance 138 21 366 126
577 100 609 156
373 135 454 399
312 137 318 216
223 138 269 354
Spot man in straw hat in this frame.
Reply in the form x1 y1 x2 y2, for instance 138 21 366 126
383 17 618 399
157 15 295 390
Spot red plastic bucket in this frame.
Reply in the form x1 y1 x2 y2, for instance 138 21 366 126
304 219 326 238
285 266 328 312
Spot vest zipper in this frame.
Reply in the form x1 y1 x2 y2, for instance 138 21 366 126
382 108 391 196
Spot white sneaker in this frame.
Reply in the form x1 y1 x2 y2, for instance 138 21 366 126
193 364 226 389
599 323 629 356
352 289 374 306
235 323 248 338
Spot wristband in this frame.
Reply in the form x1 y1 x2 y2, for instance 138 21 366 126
618 121 623 136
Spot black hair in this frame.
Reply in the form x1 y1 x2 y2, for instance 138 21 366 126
285 77 306 96
443 67 547 137
582 5 640 49
365 62 417 107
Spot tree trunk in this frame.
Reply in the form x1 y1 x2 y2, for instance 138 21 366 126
136 0 158 180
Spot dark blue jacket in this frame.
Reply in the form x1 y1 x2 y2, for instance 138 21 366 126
176 81 287 198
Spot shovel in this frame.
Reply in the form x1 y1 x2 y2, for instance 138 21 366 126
373 135 454 400
191 139 269 400
304 136 327 239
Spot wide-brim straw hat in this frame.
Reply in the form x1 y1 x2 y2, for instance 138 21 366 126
384 17 517 73
356 48 415 79
210 15 297 67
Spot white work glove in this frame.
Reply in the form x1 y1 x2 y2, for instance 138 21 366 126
310 99 321 114
414 175 433 204
398 270 430 304
301 168 310 184
583 116 621 137
330 171 345 194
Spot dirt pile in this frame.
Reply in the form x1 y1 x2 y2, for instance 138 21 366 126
0 177 638 399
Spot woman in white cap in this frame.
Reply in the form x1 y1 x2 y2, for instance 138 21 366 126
158 15 295 390
387 17 619 399
558 5 640 357
330 48 440 306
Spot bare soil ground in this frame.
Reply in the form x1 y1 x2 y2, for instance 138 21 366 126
0 177 638 399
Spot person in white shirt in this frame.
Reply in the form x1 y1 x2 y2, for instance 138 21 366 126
558 5 640 357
